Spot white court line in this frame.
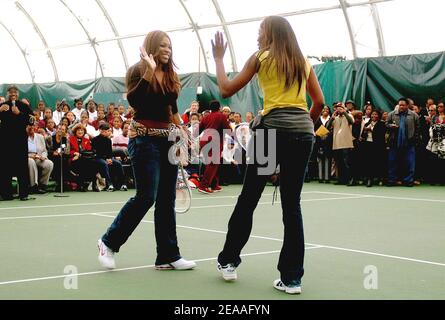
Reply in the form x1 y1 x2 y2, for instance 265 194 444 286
91 213 445 268
0 193 273 211
0 196 367 220
311 191 445 203
306 243 445 267
0 249 322 286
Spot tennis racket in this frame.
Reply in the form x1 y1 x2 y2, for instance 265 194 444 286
175 163 192 214
234 122 252 151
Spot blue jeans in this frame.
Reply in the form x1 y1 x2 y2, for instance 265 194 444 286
96 158 125 187
101 136 181 265
218 130 314 286
388 146 415 183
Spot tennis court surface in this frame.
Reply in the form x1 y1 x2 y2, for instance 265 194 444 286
0 183 444 300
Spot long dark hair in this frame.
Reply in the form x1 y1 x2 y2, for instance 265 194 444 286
259 16 307 93
126 31 181 95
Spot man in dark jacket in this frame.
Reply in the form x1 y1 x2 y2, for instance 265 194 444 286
386 98 419 187
0 85 35 201
91 122 126 192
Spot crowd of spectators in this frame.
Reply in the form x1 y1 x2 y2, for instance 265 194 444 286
1 93 444 200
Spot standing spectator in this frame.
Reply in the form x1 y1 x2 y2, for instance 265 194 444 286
27 125 54 194
91 122 127 192
245 111 254 123
326 103 354 185
314 106 332 183
386 98 419 187
62 102 70 114
181 101 199 124
413 104 431 185
86 99 98 123
198 100 232 194
71 98 85 121
0 85 35 201
345 100 357 113
361 110 386 187
221 106 231 119
363 102 373 124
46 124 70 193
348 111 364 186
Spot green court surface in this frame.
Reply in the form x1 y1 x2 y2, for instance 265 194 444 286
0 184 444 300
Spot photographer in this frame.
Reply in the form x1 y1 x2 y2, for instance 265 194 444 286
326 102 354 185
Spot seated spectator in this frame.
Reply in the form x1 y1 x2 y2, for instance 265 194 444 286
71 98 85 121
65 111 78 133
117 104 127 122
46 124 71 192
36 100 46 120
91 122 127 192
27 125 54 194
106 103 116 123
220 137 242 185
112 116 123 137
53 101 65 126
62 103 70 114
38 108 53 129
112 122 130 151
69 124 100 192
125 106 134 121
85 99 98 123
45 118 57 136
80 110 98 138
92 109 107 130
181 101 200 124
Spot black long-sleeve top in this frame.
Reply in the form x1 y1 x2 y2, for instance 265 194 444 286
91 135 113 160
127 77 179 123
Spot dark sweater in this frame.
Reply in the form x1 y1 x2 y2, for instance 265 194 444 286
91 135 113 160
127 77 178 123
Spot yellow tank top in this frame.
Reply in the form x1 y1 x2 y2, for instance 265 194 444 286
257 50 311 116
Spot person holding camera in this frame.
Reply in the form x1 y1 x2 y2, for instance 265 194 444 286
326 102 354 185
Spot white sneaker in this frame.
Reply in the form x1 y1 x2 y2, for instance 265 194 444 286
155 258 196 270
217 263 237 281
120 185 128 191
97 239 116 269
107 185 115 192
273 279 302 294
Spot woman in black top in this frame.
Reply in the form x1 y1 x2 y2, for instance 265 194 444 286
98 31 196 271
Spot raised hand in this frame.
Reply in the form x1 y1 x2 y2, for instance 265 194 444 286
0 104 9 112
140 46 156 71
211 31 227 60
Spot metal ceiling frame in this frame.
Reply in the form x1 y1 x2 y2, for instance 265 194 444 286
0 20 34 83
2 0 391 82
15 1 59 81
59 0 104 78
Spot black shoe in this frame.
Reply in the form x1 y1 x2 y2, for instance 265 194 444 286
366 179 372 188
20 196 36 201
1 195 14 201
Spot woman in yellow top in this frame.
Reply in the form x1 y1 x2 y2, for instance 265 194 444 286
212 16 324 294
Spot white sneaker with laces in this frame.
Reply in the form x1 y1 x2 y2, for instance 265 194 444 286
273 279 301 294
155 258 196 270
97 239 116 269
217 263 237 281
120 185 128 191
107 185 115 192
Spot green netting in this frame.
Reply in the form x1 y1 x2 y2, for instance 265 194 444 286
1 51 444 115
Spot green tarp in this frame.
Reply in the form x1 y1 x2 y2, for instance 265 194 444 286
1 51 444 115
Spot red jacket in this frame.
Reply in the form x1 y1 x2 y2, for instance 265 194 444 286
69 135 93 160
199 111 232 151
